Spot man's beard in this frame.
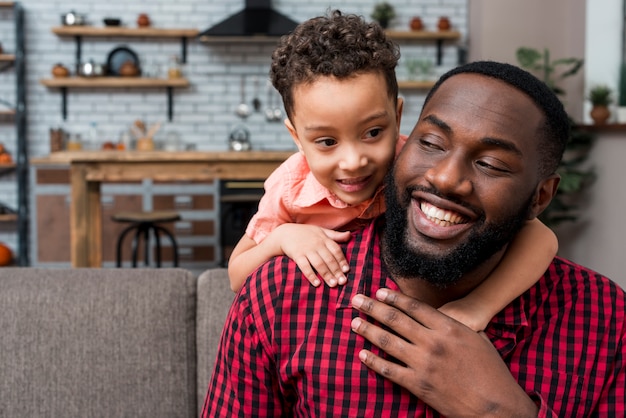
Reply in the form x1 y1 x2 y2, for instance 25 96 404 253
382 172 533 288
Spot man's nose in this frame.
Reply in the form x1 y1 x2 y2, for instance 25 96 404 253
423 154 473 197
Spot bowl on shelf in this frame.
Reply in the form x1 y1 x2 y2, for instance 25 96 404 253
103 18 122 27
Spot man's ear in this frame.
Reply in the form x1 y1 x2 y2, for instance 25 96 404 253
528 174 560 220
284 118 304 153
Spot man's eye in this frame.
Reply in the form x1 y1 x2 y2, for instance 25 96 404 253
315 138 337 147
476 160 509 173
418 137 442 150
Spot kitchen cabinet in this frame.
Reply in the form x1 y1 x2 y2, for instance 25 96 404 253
40 26 199 121
385 29 461 90
0 1 27 265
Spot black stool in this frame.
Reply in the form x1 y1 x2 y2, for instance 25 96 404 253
112 210 181 268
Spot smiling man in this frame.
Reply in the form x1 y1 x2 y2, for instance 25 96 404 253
203 61 626 417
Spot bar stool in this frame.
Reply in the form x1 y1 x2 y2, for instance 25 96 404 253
112 210 181 268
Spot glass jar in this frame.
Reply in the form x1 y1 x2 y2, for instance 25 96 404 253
167 55 182 79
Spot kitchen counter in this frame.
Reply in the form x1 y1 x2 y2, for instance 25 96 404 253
32 150 294 267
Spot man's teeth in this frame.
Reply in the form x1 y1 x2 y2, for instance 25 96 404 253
420 202 465 226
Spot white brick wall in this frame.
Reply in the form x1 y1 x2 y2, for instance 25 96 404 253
0 0 467 256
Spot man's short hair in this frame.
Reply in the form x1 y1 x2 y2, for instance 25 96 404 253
424 61 571 177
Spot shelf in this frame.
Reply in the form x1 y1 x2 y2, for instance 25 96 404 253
51 26 199 38
40 77 189 88
0 214 17 222
398 80 436 90
385 30 461 40
52 26 198 63
385 30 461 65
0 2 15 7
41 77 189 121
0 54 16 61
198 35 282 44
0 163 16 175
0 109 16 117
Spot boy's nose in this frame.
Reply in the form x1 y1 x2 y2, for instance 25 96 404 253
338 149 368 171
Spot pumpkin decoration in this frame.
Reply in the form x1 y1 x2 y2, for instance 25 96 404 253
0 242 13 266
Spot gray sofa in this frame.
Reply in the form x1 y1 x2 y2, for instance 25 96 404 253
0 267 234 418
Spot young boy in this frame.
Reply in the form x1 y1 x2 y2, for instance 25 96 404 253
227 10 558 331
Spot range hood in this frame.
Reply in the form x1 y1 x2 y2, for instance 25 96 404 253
198 0 298 40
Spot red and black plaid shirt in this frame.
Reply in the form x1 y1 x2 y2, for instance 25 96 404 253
203 220 626 417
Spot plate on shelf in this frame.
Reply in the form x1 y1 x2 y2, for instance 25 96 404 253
106 46 141 76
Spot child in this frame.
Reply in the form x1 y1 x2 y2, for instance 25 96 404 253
227 10 558 332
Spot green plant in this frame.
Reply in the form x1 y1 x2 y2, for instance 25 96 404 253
588 84 613 106
371 2 396 28
516 46 596 227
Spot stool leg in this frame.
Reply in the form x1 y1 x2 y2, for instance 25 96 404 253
154 225 179 267
142 223 151 267
131 224 145 268
152 226 162 268
116 224 138 267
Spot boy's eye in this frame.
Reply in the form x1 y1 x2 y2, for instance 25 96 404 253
365 128 382 139
315 138 337 147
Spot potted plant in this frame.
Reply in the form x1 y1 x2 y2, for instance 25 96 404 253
516 46 596 227
588 84 613 125
371 2 396 29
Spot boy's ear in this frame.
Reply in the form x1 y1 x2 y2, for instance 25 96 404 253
396 97 404 128
284 118 304 153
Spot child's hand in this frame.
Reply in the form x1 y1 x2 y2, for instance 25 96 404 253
273 224 351 287
437 298 491 332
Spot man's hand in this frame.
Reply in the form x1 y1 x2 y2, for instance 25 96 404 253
272 224 351 287
350 288 538 417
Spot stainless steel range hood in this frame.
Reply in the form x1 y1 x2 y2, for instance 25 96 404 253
198 0 298 40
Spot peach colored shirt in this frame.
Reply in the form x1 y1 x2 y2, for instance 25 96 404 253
246 135 407 244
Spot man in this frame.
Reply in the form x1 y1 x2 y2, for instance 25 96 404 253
203 60 626 417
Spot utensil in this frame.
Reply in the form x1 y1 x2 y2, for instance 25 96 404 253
265 82 277 122
236 76 251 119
61 11 87 26
78 60 107 77
252 76 262 112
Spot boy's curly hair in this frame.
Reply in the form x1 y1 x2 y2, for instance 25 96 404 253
270 9 400 120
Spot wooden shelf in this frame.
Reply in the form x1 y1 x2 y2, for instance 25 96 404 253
198 35 281 43
398 80 436 90
0 54 16 62
0 2 15 7
41 77 189 121
51 26 199 38
0 109 16 116
0 163 16 175
385 30 461 41
40 77 190 88
0 213 17 222
385 30 461 66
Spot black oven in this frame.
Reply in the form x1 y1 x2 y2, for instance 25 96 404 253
219 180 265 266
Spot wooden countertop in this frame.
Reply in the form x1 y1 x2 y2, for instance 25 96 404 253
31 150 295 164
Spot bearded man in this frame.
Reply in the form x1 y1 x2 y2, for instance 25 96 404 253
203 61 626 417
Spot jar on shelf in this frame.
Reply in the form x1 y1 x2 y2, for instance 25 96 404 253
167 55 182 79
410 16 423 31
66 133 82 151
437 16 451 31
137 13 151 28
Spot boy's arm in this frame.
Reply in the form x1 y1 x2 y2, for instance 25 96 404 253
227 223 351 293
439 218 558 331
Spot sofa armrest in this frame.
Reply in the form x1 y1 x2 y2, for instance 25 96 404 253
196 268 235 415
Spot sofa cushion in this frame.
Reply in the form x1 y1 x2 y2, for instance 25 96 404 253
0 268 197 418
196 268 234 415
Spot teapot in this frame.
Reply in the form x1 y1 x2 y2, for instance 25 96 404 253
228 126 251 151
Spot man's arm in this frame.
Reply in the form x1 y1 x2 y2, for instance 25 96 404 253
350 288 540 418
